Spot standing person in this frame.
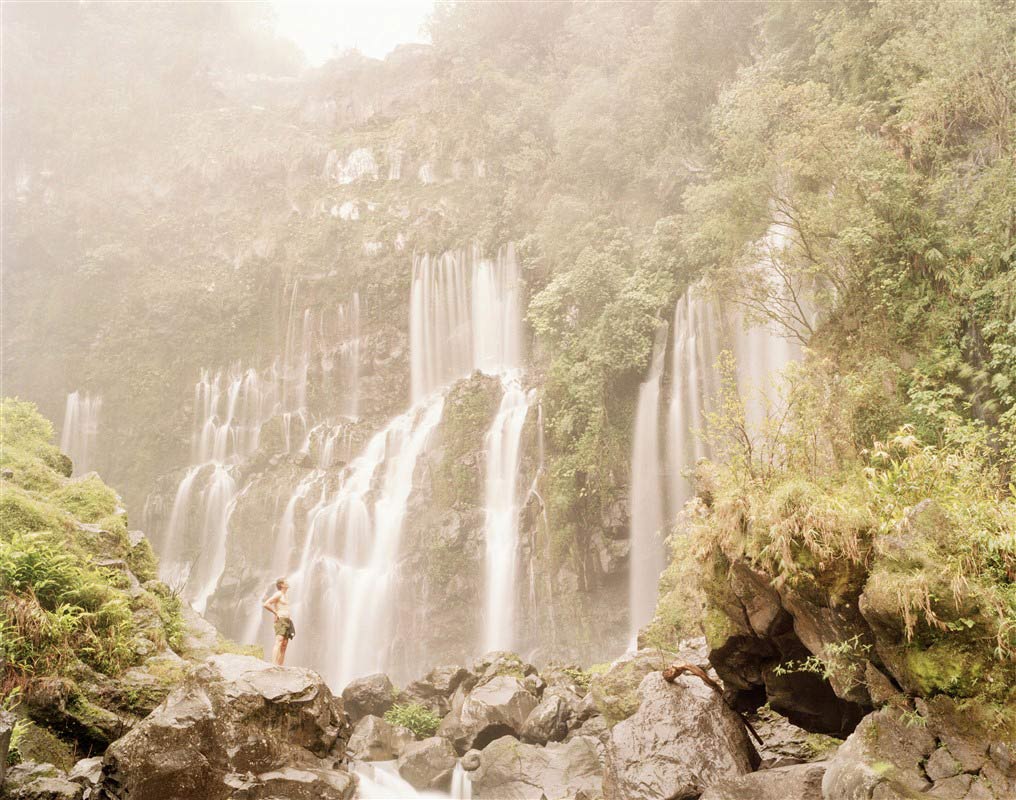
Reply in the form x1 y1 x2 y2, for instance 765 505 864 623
263 577 295 666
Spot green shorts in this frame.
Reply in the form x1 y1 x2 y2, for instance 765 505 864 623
274 616 295 640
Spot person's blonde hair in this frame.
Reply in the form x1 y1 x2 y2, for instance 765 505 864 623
276 577 287 590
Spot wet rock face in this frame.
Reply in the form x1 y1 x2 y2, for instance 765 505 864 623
400 664 473 716
471 734 604 800
823 701 1016 800
1 709 15 784
96 655 351 800
341 672 397 723
602 672 757 800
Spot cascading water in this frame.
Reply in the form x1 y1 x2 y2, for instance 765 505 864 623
482 377 533 653
60 391 102 475
410 243 521 402
666 291 722 516
286 396 445 687
628 266 802 641
627 326 668 641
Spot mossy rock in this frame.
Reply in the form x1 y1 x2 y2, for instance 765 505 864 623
10 720 76 771
639 530 706 651
590 649 675 726
53 475 119 523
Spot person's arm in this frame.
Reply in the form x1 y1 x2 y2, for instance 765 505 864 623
263 591 280 617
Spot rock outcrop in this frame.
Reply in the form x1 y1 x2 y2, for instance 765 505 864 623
96 654 352 800
823 701 1015 800
603 671 757 800
471 734 603 800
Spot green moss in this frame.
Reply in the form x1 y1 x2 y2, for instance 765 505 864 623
11 720 76 771
127 537 159 583
0 488 68 538
641 532 706 650
432 375 501 508
54 476 119 523
213 636 262 659
900 643 986 698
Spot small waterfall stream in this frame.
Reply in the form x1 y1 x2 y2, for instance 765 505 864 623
60 391 102 475
628 326 668 640
629 270 802 639
482 375 534 652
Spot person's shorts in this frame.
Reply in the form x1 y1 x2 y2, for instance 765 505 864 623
274 616 295 640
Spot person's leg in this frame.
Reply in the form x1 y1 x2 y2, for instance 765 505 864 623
279 636 289 665
273 634 284 665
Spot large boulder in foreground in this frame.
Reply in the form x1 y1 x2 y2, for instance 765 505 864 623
437 675 538 754
96 654 353 800
471 734 603 800
603 672 757 800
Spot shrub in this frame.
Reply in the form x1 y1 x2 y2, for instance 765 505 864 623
384 703 441 738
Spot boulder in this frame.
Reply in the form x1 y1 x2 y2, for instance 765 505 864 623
520 686 581 744
396 736 458 791
471 735 603 800
438 675 538 754
341 673 396 723
68 757 103 797
346 714 414 762
749 706 840 767
3 761 83 800
603 672 757 800
401 665 473 717
96 654 351 800
699 762 826 800
461 749 481 771
23 678 126 751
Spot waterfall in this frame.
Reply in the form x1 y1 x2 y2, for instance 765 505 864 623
287 396 445 687
410 243 521 402
60 391 102 475
627 326 668 641
628 270 802 641
666 291 722 516
353 760 472 799
482 376 534 653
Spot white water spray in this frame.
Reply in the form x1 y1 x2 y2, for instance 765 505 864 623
60 391 102 475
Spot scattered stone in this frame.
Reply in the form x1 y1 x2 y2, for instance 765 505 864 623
346 715 414 762
699 761 826 800
3 761 83 800
224 767 356 799
68 757 103 791
471 734 603 800
396 736 458 791
925 746 963 782
341 672 396 723
603 671 757 800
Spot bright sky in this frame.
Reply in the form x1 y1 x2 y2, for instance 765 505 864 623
270 0 435 64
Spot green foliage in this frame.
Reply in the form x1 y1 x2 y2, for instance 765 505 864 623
384 702 441 739
0 399 183 695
